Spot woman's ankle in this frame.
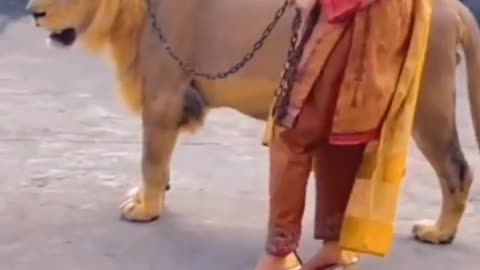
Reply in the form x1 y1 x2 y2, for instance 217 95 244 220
302 242 359 269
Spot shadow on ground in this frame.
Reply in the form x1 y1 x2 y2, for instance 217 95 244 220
0 0 28 34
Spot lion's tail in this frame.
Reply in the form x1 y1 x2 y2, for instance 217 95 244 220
458 1 480 150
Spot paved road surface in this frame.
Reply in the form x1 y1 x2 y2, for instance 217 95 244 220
0 1 479 269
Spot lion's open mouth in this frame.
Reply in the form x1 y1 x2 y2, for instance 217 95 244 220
49 28 77 47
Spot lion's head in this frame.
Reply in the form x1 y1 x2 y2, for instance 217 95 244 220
25 0 135 51
26 0 147 113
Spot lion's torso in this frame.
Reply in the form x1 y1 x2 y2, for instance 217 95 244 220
130 0 465 121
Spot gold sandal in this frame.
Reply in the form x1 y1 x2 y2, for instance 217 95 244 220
288 251 303 270
254 251 304 270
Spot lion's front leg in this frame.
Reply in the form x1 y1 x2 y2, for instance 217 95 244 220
121 124 179 222
119 60 186 221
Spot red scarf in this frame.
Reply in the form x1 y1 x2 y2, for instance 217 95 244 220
321 0 376 22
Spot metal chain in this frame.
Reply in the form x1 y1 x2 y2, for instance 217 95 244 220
272 7 303 122
144 0 294 80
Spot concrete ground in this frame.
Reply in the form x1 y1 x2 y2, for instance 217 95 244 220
0 1 479 269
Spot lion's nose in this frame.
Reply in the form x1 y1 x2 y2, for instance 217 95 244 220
31 11 47 19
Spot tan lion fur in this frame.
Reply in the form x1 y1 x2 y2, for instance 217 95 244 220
78 0 146 113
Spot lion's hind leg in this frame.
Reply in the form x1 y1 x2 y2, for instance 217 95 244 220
411 87 473 244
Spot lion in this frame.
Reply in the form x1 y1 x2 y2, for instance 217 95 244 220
25 0 480 245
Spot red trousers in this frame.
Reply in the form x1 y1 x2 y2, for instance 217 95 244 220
266 21 366 256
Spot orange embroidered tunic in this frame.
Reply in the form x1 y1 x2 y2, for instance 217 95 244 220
277 0 414 145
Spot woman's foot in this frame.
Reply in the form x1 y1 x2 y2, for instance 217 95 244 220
302 242 359 270
254 252 302 270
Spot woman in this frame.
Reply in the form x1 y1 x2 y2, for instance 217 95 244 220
256 0 432 269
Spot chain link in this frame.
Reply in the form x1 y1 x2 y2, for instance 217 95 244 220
272 8 303 122
145 0 294 80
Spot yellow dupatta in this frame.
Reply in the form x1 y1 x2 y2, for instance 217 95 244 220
337 0 432 256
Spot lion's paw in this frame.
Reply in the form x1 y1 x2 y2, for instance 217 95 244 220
120 187 164 222
412 219 456 245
